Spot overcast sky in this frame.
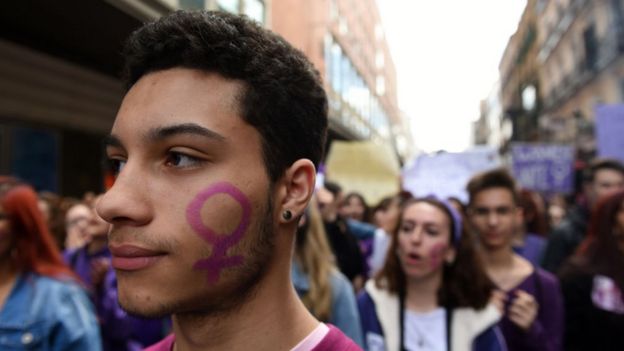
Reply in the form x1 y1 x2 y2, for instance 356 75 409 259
378 1 527 153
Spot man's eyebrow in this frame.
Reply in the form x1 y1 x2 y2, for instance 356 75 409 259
147 123 226 142
103 135 123 149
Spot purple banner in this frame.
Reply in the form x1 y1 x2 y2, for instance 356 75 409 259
402 146 501 203
596 104 624 163
511 143 574 193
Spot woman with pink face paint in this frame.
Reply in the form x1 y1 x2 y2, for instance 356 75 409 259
358 197 507 351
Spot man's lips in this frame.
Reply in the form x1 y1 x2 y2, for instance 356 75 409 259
109 244 166 271
484 231 503 238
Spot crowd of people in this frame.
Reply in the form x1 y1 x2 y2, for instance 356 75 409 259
3 158 623 350
0 9 622 351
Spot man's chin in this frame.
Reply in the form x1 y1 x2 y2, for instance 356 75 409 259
118 296 173 319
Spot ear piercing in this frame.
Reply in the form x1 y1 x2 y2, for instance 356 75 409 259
282 210 293 220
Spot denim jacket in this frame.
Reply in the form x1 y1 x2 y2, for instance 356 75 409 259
0 272 102 351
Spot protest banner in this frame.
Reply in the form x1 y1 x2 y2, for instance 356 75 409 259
595 104 624 163
402 146 501 203
511 143 574 193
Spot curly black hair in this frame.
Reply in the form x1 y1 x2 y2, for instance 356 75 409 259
122 10 328 183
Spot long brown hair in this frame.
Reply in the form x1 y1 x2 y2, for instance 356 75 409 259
564 190 624 291
518 189 549 236
375 197 494 309
0 177 76 279
295 196 336 321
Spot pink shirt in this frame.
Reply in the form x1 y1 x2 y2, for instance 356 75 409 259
143 324 361 351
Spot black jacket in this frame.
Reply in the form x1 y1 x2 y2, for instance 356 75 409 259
541 205 588 273
324 219 365 282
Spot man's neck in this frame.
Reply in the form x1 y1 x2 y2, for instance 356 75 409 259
481 245 534 290
171 259 319 351
511 227 526 247
405 272 442 313
481 244 514 271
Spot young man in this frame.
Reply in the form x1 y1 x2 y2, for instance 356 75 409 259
542 159 624 273
467 169 564 351
95 10 360 351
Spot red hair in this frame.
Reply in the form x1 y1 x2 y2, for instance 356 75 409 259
1 178 76 279
574 190 624 291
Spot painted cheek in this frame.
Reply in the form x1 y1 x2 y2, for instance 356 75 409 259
186 182 252 284
429 242 449 270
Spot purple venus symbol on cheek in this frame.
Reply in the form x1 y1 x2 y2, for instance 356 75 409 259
186 182 252 284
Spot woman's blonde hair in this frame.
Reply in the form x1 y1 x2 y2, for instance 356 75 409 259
295 196 337 321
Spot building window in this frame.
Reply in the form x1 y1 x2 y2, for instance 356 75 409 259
374 24 384 41
217 0 239 13
375 51 385 69
376 75 385 96
10 127 58 192
180 0 205 10
583 24 598 70
244 0 265 23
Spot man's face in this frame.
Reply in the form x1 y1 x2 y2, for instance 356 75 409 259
96 68 275 318
65 204 91 248
469 188 519 250
339 196 366 221
317 187 338 222
590 169 624 207
66 201 110 246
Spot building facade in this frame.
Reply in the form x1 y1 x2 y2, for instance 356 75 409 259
537 0 624 158
499 0 542 148
498 0 624 160
0 0 406 195
270 0 405 159
474 81 504 148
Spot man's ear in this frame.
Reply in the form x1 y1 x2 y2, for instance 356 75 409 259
277 159 316 224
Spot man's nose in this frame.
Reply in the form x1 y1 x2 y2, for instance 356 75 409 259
487 212 499 227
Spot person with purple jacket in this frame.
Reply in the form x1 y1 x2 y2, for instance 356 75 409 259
64 199 167 351
467 169 564 351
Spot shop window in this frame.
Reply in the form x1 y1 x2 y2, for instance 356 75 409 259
10 127 58 192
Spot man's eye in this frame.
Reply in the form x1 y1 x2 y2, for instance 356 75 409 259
106 158 126 175
475 209 488 216
497 207 512 215
166 152 201 168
